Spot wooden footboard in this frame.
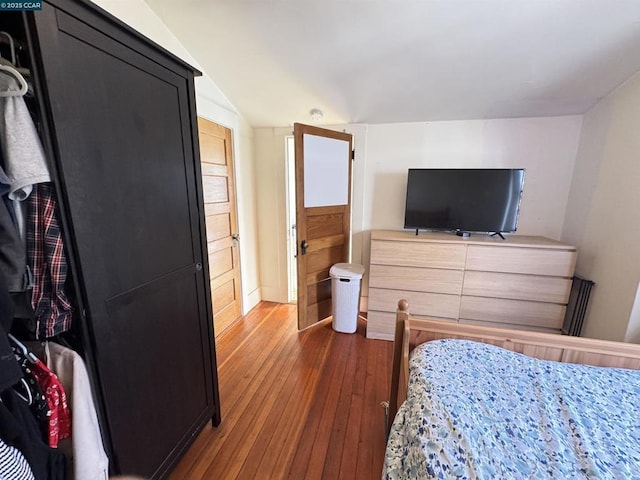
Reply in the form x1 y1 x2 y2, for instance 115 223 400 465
388 299 640 434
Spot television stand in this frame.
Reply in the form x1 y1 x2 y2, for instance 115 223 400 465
490 232 506 240
455 231 471 238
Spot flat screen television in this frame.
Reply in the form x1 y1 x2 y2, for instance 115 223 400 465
404 168 525 236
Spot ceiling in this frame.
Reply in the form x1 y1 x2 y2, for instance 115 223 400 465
144 0 640 127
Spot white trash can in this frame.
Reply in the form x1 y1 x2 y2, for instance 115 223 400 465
330 263 365 333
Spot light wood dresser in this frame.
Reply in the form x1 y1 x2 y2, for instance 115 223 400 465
367 230 577 340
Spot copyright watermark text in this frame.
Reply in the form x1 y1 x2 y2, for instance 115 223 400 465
0 2 42 10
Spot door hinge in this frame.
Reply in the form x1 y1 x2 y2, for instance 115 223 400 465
351 149 355 160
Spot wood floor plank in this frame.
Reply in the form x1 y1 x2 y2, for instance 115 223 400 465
321 330 361 479
338 328 369 480
198 307 300 478
217 302 285 371
373 339 393 474
168 302 392 480
239 325 332 479
355 332 382 479
285 325 353 479
215 301 274 364
216 305 294 414
204 331 302 478
301 332 354 480
175 305 296 479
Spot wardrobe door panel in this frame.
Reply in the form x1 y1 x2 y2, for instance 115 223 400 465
104 268 208 475
39 9 197 293
32 2 217 478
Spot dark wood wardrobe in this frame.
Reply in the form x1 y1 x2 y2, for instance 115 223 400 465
1 0 221 478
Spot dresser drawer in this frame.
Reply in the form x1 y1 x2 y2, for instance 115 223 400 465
369 287 460 319
369 264 463 295
462 271 572 303
370 240 466 269
366 310 458 340
366 311 396 340
459 318 561 335
466 246 576 277
460 296 566 329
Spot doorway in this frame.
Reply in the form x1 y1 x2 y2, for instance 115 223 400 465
198 117 243 336
292 124 353 330
285 135 297 303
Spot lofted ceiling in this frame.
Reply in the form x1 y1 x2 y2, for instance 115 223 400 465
144 0 640 127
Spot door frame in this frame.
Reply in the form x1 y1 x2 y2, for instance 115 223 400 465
285 135 297 303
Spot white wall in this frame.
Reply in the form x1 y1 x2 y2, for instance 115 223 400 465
255 117 583 305
254 128 289 303
90 0 261 314
363 118 582 235
562 71 640 342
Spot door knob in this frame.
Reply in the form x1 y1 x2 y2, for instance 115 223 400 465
231 233 240 246
300 240 308 255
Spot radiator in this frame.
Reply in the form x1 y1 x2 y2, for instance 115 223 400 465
562 276 595 336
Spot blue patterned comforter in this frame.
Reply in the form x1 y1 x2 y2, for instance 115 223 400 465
383 339 640 479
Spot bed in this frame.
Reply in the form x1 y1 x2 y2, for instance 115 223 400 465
384 300 640 479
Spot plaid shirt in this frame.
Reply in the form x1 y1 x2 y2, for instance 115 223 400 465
27 183 72 338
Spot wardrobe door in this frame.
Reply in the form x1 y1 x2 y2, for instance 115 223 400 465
30 2 218 478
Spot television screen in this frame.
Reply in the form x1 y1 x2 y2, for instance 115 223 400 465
404 168 525 234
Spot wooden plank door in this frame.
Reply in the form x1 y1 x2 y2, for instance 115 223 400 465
198 118 242 335
294 123 353 330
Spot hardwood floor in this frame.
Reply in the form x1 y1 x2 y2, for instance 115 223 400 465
169 302 393 479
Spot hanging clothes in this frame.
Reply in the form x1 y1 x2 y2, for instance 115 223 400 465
0 271 24 394
0 66 72 339
28 358 71 449
0 437 35 480
0 70 50 202
45 342 108 480
0 67 47 270
16 358 50 433
0 164 27 294
0 273 67 480
27 183 72 339
0 390 67 480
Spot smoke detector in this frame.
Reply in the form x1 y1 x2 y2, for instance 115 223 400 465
309 108 324 121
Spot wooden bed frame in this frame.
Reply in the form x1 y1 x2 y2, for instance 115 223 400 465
388 299 640 433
